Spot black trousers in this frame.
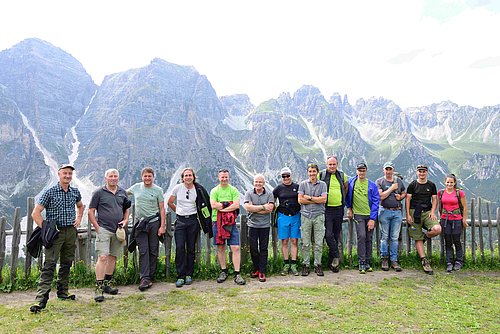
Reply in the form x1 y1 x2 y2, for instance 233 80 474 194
136 220 160 280
249 226 270 273
325 206 344 261
174 216 200 279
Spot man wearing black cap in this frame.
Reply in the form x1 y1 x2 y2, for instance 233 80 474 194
406 164 442 274
376 162 406 272
346 163 380 274
30 164 84 313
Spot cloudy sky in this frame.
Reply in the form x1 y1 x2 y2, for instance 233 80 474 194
1 0 499 109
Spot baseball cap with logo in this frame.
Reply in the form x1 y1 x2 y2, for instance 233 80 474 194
58 164 75 171
416 164 428 171
356 162 367 170
280 167 292 177
383 162 394 169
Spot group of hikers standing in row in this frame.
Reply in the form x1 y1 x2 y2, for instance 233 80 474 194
29 157 468 312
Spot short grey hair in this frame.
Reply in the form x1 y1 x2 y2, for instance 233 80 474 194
254 174 266 182
104 168 119 177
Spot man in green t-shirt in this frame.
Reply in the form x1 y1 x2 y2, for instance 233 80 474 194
210 169 245 285
346 163 380 274
127 167 166 291
320 155 348 272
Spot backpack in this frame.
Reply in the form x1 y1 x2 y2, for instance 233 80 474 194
438 189 464 215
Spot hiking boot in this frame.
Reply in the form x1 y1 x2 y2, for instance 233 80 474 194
446 262 453 273
301 265 310 276
359 263 366 274
138 278 150 291
381 257 389 271
258 272 266 282
217 271 229 283
57 293 76 300
365 263 373 272
280 264 290 276
314 265 324 276
453 261 463 271
175 278 185 288
290 264 299 276
103 280 119 295
250 270 260 278
29 300 47 313
234 274 246 285
391 261 402 272
421 258 433 275
330 258 340 273
94 282 104 302
185 276 193 285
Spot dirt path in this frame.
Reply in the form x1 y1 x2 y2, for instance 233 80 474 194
3 270 498 307
0 269 459 306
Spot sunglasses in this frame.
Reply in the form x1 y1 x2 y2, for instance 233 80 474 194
281 174 291 178
307 163 318 168
218 169 229 173
186 189 190 200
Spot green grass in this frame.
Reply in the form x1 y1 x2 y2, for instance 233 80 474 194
0 273 498 333
1 248 498 292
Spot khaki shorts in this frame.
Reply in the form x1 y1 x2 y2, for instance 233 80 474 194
95 227 123 257
408 209 439 240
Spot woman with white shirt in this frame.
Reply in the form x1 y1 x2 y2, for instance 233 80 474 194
167 168 208 287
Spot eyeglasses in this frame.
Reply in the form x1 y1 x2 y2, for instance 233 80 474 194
186 189 190 200
281 174 291 178
218 169 229 173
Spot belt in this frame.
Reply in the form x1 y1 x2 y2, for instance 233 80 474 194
383 207 401 211
177 214 197 219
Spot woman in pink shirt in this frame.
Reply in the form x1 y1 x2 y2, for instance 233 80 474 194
438 174 468 272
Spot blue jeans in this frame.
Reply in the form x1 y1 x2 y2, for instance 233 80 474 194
379 208 402 261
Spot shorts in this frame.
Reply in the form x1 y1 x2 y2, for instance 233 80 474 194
212 222 240 246
95 227 123 257
277 212 301 240
408 209 439 240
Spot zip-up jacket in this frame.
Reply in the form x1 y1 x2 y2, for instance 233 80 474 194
345 176 380 221
194 182 213 238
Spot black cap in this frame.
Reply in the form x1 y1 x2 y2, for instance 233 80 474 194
416 164 428 171
356 162 367 170
58 164 75 171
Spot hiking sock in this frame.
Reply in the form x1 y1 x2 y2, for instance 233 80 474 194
284 258 289 265
104 274 113 281
290 259 296 265
234 271 240 276
222 268 228 274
